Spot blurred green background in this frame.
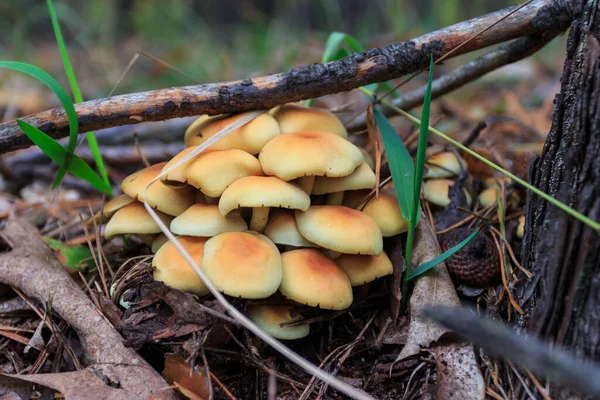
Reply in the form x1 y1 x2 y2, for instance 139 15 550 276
0 0 564 115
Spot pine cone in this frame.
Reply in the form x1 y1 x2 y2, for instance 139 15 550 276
438 227 500 287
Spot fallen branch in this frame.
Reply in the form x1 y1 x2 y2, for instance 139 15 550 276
0 219 177 399
0 0 569 154
346 30 563 130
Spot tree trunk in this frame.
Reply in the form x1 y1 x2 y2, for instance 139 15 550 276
518 0 600 396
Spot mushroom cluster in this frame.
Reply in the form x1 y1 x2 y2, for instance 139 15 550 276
100 103 410 339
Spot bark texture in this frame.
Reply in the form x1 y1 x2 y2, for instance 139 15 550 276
0 0 569 154
518 0 600 392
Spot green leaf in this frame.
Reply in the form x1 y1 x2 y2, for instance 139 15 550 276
411 55 434 227
46 0 112 196
42 236 95 271
406 228 481 281
374 107 415 225
17 120 109 193
322 31 365 63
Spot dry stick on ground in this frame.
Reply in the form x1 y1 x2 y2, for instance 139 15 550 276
0 0 570 154
346 30 563 131
0 219 177 399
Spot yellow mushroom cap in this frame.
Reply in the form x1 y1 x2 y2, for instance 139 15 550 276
346 189 409 237
478 187 520 208
159 146 198 188
171 204 247 237
272 103 348 139
247 304 310 340
184 112 280 154
336 252 394 286
424 152 467 179
219 176 310 217
422 179 472 207
91 193 135 224
202 231 282 299
312 162 376 195
264 209 317 248
152 236 209 296
104 202 173 239
516 214 525 239
185 149 264 197
295 206 383 255
484 176 512 188
258 131 363 181
360 148 375 170
121 162 195 216
279 249 352 310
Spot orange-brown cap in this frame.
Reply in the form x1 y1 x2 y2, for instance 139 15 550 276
247 304 310 340
272 103 348 138
104 202 173 239
152 236 209 296
422 179 472 207
171 204 247 237
336 252 394 286
295 206 383 255
91 193 135 224
258 131 363 181
151 233 169 253
159 146 198 188
184 112 280 154
185 149 264 197
121 162 195 216
202 231 282 298
311 162 375 195
279 249 352 310
424 151 467 179
264 209 317 248
219 176 310 217
348 189 409 237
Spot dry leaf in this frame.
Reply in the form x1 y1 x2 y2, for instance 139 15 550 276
162 354 210 400
396 215 460 361
432 340 485 399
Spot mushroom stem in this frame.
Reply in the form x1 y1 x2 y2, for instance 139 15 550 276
205 194 219 204
326 250 342 259
250 207 270 233
296 176 315 195
326 191 345 205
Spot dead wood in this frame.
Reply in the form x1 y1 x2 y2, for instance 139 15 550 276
0 219 177 399
0 0 569 154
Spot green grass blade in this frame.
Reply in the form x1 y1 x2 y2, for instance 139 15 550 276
412 55 434 227
359 86 600 233
46 0 111 196
0 60 78 188
42 236 95 272
406 227 481 280
322 31 365 63
374 107 415 224
17 120 109 193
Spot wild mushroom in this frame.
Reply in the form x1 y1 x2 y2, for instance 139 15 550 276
258 131 363 181
271 103 348 138
295 205 383 255
184 112 280 154
170 204 248 237
219 176 310 233
263 209 317 249
121 162 195 216
424 151 467 179
104 202 173 239
151 233 169 253
246 304 310 340
311 161 376 205
152 236 209 295
278 248 352 310
343 188 409 236
202 231 282 299
422 179 472 208
478 187 520 208
91 193 135 224
161 148 264 197
516 214 525 239
336 252 394 286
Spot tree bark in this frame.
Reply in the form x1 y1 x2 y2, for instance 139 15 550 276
518 0 600 397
